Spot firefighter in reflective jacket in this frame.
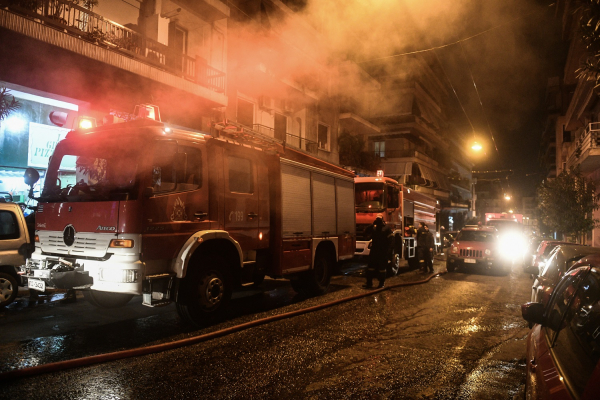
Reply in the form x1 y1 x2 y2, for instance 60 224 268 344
363 214 393 289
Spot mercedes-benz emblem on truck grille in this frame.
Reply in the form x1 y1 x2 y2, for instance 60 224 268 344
63 225 75 246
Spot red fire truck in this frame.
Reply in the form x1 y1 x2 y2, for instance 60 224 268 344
22 110 355 325
354 173 439 273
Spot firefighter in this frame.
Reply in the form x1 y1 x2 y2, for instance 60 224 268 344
417 222 435 273
363 214 393 289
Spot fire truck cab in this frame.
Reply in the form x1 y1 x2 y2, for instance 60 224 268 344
23 113 355 325
354 175 413 274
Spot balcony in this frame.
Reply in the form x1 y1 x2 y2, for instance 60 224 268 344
1 0 226 100
252 124 319 155
567 122 600 172
373 149 439 167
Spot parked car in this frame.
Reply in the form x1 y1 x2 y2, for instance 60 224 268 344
522 236 553 274
0 201 32 307
446 226 509 274
527 240 573 276
521 264 600 399
531 245 600 305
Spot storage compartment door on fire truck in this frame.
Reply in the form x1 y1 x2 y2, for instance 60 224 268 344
223 151 264 251
142 140 210 270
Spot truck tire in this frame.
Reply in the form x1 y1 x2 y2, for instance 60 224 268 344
388 250 401 277
83 290 134 308
176 256 232 326
407 256 419 270
0 272 18 308
446 261 455 272
291 250 332 296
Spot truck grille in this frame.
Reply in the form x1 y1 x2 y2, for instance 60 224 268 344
460 249 483 258
39 231 114 258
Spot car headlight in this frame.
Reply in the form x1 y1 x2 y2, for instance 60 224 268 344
485 249 491 256
451 246 458 254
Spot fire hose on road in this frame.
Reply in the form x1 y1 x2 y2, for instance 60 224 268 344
0 271 446 381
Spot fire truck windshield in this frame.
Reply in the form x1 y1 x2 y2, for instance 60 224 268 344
42 138 140 202
355 182 385 211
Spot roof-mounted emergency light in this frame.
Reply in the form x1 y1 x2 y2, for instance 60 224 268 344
134 104 161 122
77 116 96 130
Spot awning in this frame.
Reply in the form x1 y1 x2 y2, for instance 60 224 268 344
380 161 451 192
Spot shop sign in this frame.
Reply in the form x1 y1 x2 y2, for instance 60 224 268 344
28 122 74 170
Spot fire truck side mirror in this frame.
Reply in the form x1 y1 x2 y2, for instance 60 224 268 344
24 167 40 186
49 111 68 127
143 187 154 197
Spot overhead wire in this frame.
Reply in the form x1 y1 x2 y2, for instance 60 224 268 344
357 2 556 64
458 42 500 156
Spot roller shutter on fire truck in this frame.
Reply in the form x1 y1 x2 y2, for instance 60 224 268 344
312 173 336 236
280 159 355 238
336 179 354 235
281 161 312 237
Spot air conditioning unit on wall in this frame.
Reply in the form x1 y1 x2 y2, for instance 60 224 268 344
259 95 272 110
283 100 293 114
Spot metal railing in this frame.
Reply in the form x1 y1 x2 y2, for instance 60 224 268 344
252 124 319 154
569 122 600 166
5 0 225 92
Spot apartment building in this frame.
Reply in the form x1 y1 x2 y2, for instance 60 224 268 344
544 0 600 245
0 0 228 199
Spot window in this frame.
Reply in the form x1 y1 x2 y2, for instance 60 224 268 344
175 146 202 192
0 211 20 240
168 23 188 72
545 270 600 396
387 185 399 208
237 99 254 128
374 141 385 157
274 113 287 141
228 156 254 194
318 123 329 151
152 141 177 193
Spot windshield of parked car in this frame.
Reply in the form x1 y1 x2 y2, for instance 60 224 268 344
355 183 385 210
42 137 141 202
456 230 496 242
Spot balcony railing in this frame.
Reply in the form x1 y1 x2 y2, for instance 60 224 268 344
5 0 225 92
253 124 319 154
569 122 600 167
373 149 437 164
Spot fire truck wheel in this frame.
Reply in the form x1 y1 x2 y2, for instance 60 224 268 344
83 290 134 308
252 273 265 286
291 251 332 296
0 272 18 308
176 256 232 325
387 251 401 277
407 256 419 270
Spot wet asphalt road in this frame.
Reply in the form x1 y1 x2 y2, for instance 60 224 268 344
0 257 533 399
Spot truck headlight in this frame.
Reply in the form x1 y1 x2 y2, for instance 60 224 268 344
109 239 134 248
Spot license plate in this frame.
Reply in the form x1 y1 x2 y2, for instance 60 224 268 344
28 279 45 292
464 258 476 264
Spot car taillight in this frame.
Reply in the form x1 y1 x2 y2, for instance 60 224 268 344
35 235 39 242
109 239 134 248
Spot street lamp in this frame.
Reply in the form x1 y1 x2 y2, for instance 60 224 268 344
504 194 511 201
471 141 483 152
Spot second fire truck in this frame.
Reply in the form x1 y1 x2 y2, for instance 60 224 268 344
354 173 439 273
